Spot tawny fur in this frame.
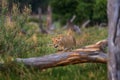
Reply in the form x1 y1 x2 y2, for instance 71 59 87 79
52 29 76 51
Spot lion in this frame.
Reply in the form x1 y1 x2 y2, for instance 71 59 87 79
52 29 76 51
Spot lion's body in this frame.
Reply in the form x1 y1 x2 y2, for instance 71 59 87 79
52 29 76 51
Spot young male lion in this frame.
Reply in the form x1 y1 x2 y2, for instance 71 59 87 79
52 29 76 51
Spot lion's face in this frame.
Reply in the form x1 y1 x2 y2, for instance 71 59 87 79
52 37 62 48
52 35 64 48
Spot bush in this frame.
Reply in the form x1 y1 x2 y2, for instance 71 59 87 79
93 0 107 24
50 0 107 25
50 0 79 24
76 0 94 23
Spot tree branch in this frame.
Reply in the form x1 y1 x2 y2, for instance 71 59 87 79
0 39 107 70
16 51 107 69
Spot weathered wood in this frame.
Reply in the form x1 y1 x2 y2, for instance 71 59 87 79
0 0 2 15
66 21 81 34
64 15 81 34
82 20 91 28
107 0 120 80
70 15 76 22
74 39 107 52
99 23 107 28
64 15 76 29
46 5 54 31
38 8 48 34
16 51 107 69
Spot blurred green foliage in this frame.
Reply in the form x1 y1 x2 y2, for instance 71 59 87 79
50 0 107 25
93 0 107 24
50 0 78 24
13 0 49 13
5 0 107 25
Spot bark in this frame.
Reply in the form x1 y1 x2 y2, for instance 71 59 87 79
8 0 13 15
70 15 76 22
107 0 120 80
0 0 2 15
82 20 91 28
38 8 48 34
74 39 107 52
16 51 107 70
65 15 81 34
46 5 54 31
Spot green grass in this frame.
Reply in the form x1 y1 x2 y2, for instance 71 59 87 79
0 6 108 79
0 63 107 80
0 24 108 80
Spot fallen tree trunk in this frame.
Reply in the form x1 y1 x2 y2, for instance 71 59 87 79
15 39 108 69
16 51 107 69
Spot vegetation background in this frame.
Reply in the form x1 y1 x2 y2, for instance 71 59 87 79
7 0 107 25
0 0 107 80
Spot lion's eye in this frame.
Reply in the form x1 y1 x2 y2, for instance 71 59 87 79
55 40 58 42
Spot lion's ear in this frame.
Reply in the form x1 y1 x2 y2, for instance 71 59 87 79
57 34 62 37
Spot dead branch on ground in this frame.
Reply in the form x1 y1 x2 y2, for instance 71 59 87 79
15 39 108 69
